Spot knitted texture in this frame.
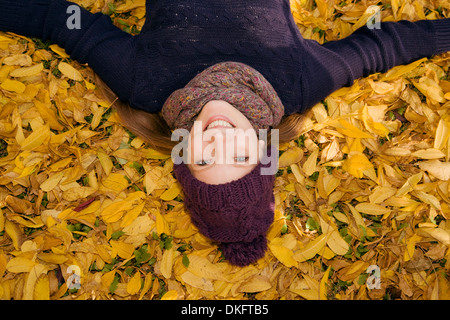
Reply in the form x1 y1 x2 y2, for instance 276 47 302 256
161 62 285 131
1 0 449 115
173 147 278 266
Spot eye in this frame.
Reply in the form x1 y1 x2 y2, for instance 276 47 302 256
235 156 249 163
195 159 212 166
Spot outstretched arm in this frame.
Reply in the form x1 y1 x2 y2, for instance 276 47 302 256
300 18 450 109
0 0 136 102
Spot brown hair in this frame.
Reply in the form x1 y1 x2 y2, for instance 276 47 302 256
114 101 176 154
115 102 309 154
94 74 176 154
95 74 308 154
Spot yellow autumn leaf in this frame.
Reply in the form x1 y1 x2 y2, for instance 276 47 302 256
20 124 50 151
295 183 314 207
160 182 182 201
361 104 390 137
120 202 145 228
155 211 171 235
369 186 397 204
290 288 320 300
278 146 303 168
37 253 68 264
411 148 445 159
367 79 394 95
58 62 83 81
0 252 6 278
185 254 227 282
404 234 421 262
40 171 65 192
354 203 391 216
335 119 374 139
110 240 134 260
418 227 450 246
34 275 50 300
0 208 4 233
90 106 105 130
414 191 441 210
101 202 129 223
303 148 319 176
63 186 96 202
127 271 142 295
102 191 146 224
434 119 450 150
123 215 154 237
160 247 179 279
3 54 32 66
101 270 117 289
139 272 154 300
418 160 450 181
384 147 411 157
161 290 179 300
180 270 214 291
97 149 114 176
238 275 272 293
4 220 23 250
412 77 446 103
293 233 327 262
34 100 64 131
6 257 36 273
49 44 70 58
23 264 48 300
9 63 43 77
326 229 350 255
146 148 171 160
1 78 26 93
268 238 297 268
396 172 423 197
319 267 331 300
317 168 340 198
100 173 129 193
381 58 427 81
342 151 373 178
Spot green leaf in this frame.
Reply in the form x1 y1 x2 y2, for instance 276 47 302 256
134 245 151 264
111 231 125 240
306 217 320 231
109 274 120 293
182 253 190 268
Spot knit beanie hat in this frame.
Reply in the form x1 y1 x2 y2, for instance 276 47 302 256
173 146 278 267
161 61 284 132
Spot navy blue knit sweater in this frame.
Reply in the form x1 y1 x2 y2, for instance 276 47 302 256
1 0 450 115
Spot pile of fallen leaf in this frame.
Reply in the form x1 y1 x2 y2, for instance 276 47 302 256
0 0 449 300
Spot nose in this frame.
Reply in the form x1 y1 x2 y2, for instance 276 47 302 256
208 128 256 165
207 128 235 165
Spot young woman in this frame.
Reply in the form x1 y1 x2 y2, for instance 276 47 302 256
1 0 449 266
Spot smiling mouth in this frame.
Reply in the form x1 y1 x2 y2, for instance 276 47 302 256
203 116 235 131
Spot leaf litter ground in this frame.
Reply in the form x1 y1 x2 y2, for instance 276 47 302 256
0 0 449 300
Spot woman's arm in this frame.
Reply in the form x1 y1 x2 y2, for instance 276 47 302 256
300 18 450 109
0 0 136 102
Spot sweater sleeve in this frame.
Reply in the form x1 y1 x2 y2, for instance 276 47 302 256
0 0 136 103
300 18 450 110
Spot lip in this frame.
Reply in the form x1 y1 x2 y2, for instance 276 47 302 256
203 115 235 131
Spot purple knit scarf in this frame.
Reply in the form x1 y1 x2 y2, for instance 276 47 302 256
161 62 284 131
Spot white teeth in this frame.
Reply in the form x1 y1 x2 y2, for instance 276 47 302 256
206 119 233 130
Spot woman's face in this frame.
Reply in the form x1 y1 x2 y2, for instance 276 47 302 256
187 100 265 184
